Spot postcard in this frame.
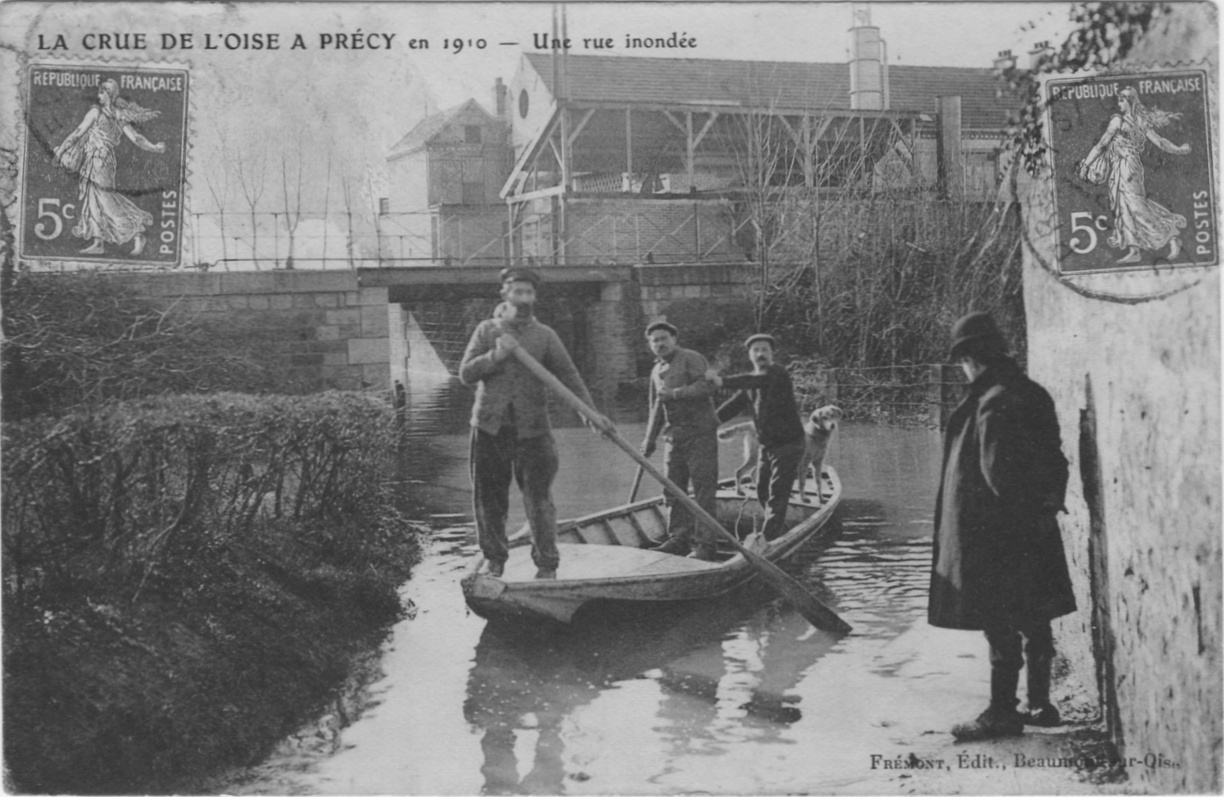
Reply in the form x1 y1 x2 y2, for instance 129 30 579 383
0 2 1217 795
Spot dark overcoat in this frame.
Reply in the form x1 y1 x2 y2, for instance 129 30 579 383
928 360 1077 630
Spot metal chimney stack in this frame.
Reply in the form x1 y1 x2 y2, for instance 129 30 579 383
849 3 888 111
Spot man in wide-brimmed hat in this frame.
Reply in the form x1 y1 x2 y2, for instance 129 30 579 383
929 311 1077 741
640 321 721 560
459 267 611 580
708 333 807 542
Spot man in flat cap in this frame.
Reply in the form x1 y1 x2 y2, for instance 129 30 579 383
459 267 612 580
929 311 1076 740
708 333 806 542
640 321 720 560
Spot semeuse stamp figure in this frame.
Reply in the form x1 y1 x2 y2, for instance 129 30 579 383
928 312 1077 741
1077 85 1191 264
53 78 166 256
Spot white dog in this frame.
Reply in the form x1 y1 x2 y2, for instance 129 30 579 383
797 405 843 505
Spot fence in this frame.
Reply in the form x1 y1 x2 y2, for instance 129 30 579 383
790 363 964 427
24 190 1008 276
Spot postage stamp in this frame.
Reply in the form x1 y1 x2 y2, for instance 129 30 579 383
20 63 190 267
1043 68 1216 274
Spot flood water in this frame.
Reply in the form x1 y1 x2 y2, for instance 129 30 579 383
219 373 949 795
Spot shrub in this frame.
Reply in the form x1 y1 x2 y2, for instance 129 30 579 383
0 271 301 421
2 391 406 612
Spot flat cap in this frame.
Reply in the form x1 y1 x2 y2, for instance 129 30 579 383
744 333 777 349
499 267 541 286
645 321 679 337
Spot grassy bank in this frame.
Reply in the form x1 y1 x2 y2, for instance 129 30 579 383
3 393 427 793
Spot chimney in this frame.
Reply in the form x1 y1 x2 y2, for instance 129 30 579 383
849 3 888 111
936 95 963 200
993 49 1017 73
493 77 507 118
1028 41 1053 71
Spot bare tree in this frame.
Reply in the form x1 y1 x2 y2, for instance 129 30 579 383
278 135 305 270
202 139 231 268
714 66 1023 368
233 140 268 268
320 143 334 268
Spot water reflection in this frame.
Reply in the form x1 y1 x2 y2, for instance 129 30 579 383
220 385 949 795
463 585 844 794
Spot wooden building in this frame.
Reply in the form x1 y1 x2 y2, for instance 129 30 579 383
386 14 1022 267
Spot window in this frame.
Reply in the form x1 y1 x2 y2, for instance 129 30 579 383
464 125 482 144
519 89 529 118
378 197 390 215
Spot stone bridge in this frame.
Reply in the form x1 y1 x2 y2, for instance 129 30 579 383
110 263 753 402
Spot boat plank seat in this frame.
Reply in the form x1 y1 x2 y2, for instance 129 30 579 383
625 512 657 547
501 543 718 582
606 517 641 547
634 507 667 543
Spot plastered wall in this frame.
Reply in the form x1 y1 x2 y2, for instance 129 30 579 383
1020 7 1220 789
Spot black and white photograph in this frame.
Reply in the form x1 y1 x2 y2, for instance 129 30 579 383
0 2 1218 793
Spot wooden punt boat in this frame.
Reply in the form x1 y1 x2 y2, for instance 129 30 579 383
461 467 842 625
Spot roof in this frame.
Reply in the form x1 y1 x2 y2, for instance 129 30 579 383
388 99 495 158
523 53 1017 130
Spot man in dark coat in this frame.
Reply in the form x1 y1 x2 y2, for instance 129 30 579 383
929 311 1077 741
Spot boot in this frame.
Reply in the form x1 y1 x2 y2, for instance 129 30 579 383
486 560 505 578
534 567 557 580
1023 657 1061 727
950 706 1024 741
687 544 718 562
951 668 1023 741
650 537 692 556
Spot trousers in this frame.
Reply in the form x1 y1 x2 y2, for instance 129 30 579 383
662 432 719 546
757 439 804 540
471 427 560 570
984 618 1055 710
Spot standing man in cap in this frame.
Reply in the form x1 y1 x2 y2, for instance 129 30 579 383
707 333 806 541
640 321 721 560
459 267 612 580
929 311 1077 740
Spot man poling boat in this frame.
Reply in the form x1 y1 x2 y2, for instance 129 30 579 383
461 345 852 635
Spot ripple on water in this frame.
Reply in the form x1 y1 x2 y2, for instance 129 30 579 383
221 413 948 794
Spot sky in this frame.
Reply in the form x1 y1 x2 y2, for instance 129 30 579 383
0 1 1080 258
3 2 1079 150
413 3 1078 110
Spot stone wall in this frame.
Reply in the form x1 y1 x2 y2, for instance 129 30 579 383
111 264 753 406
112 272 392 392
1020 6 1220 791
636 263 752 319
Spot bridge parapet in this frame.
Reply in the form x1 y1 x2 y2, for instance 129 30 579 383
100 262 753 399
109 270 390 391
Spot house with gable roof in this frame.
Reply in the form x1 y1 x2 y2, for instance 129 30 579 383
384 95 511 265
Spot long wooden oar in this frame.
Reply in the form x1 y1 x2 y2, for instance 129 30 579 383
511 346 852 634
